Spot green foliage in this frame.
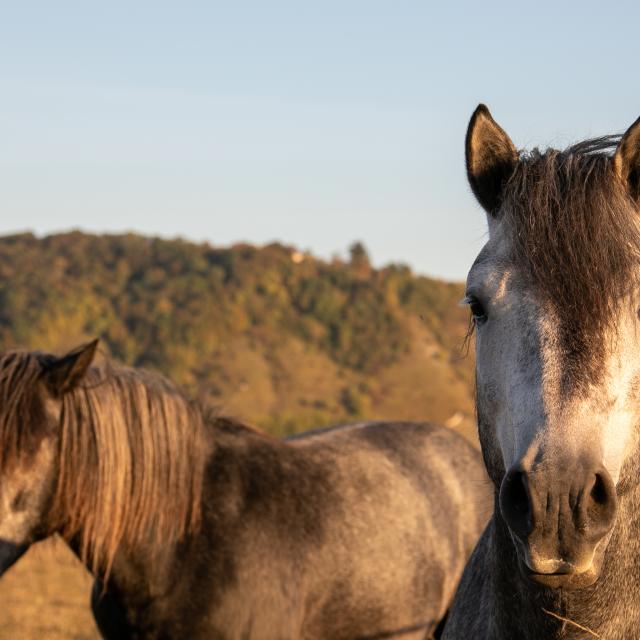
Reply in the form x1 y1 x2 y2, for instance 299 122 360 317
0 232 474 436
340 383 372 417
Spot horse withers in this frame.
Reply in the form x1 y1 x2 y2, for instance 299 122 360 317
444 107 640 639
0 341 489 639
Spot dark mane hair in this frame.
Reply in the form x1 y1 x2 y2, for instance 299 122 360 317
500 137 640 381
0 351 208 578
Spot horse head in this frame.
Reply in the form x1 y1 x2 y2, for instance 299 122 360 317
465 105 640 589
0 340 97 574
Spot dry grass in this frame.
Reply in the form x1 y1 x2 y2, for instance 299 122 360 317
372 318 477 443
0 540 99 640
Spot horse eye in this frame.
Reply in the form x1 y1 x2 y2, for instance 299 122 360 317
464 296 488 325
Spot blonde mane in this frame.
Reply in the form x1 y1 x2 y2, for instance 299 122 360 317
0 352 208 579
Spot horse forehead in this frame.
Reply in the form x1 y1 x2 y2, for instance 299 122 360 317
467 242 520 305
472 228 640 383
473 219 539 298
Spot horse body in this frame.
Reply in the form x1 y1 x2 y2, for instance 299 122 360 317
444 106 640 638
91 419 487 640
0 344 489 640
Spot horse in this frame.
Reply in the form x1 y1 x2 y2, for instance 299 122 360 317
0 341 489 639
443 105 640 639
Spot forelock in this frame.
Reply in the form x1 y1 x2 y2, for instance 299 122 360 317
500 137 640 384
0 351 48 468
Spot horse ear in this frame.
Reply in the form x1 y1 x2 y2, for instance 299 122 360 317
466 104 518 215
42 339 99 396
613 115 640 202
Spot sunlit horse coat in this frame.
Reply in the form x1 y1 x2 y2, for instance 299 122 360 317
0 342 489 639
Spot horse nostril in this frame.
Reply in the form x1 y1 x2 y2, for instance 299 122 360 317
590 473 608 506
509 472 529 514
585 469 617 535
500 469 532 538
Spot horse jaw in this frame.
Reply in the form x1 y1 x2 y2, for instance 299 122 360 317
0 437 58 575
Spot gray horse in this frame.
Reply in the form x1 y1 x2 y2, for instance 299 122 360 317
444 106 640 639
0 341 488 639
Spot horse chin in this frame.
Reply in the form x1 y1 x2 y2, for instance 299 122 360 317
0 539 28 576
507 525 610 591
522 565 599 590
515 546 605 591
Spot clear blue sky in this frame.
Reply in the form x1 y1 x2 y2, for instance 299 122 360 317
1 1 638 280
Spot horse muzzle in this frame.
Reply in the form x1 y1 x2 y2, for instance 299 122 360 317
499 462 617 590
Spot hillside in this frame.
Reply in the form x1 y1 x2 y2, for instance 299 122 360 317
0 231 476 438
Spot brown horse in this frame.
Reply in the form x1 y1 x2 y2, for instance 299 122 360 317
0 341 489 639
444 106 640 639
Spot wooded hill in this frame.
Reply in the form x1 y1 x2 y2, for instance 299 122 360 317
0 232 476 440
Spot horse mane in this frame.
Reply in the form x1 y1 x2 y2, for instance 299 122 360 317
0 351 208 579
500 136 640 382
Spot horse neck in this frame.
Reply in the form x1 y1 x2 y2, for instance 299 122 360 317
74 419 293 614
489 477 640 638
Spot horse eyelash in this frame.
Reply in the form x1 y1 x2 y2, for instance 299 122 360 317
459 311 477 358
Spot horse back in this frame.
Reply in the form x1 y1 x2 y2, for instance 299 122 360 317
289 420 489 543
285 421 491 639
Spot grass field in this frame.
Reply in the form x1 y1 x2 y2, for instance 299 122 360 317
0 541 99 640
